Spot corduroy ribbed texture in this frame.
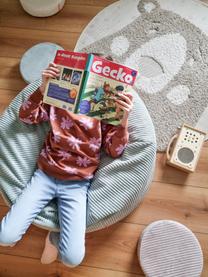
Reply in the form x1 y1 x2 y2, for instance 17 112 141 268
138 220 203 277
0 80 156 232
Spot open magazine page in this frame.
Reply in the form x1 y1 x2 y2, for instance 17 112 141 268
78 55 138 125
43 51 88 112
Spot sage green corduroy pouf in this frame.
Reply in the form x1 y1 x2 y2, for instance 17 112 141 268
0 80 156 232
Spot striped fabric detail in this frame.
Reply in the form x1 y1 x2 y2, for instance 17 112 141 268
139 220 203 277
0 80 156 232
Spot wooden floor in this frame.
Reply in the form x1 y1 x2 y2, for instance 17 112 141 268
0 0 208 276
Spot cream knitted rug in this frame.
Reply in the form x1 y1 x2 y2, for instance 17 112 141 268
75 0 208 151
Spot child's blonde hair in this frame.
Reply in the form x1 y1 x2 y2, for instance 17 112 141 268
91 52 113 61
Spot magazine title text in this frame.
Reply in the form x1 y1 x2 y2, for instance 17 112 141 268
91 60 136 84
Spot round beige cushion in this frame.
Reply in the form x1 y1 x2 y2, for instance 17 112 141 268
138 220 203 277
19 0 65 17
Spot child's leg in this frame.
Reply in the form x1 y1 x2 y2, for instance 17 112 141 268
50 180 90 267
0 169 56 246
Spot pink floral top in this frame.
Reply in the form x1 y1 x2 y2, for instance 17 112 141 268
19 89 129 181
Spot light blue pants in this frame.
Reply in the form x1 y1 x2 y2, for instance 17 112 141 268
0 169 91 267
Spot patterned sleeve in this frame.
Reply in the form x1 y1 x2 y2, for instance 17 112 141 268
19 88 50 124
101 122 129 158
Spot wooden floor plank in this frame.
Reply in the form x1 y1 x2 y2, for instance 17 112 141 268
0 253 57 277
0 57 26 92
0 89 20 114
0 252 144 277
68 0 116 6
61 265 144 277
124 181 208 234
154 151 208 188
0 1 106 34
0 27 79 59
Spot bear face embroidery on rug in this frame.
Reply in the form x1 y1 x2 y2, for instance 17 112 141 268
80 0 208 151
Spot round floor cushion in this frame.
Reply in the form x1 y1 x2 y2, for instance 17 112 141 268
0 80 156 232
20 42 64 84
19 0 65 17
138 220 203 277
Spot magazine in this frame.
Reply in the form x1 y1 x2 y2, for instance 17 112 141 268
43 50 138 125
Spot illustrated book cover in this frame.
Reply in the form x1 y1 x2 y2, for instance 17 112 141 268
43 50 138 125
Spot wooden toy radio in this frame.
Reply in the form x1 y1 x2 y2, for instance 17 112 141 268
166 124 207 172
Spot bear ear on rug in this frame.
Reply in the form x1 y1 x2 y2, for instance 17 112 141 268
0 80 156 232
137 0 160 14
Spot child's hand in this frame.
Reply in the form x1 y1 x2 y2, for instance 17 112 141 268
114 92 133 127
39 62 60 95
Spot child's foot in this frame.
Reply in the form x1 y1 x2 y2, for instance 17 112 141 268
41 232 58 264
